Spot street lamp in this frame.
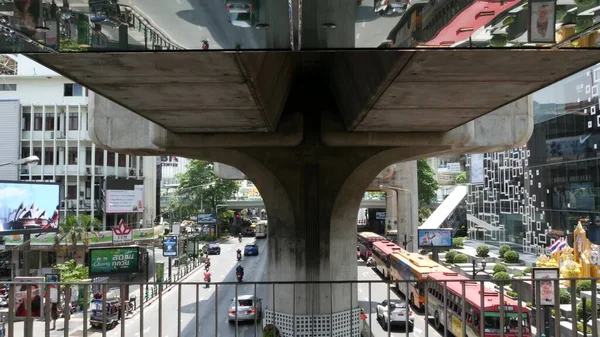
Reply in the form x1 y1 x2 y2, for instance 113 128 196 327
0 155 39 167
380 184 414 251
472 259 487 279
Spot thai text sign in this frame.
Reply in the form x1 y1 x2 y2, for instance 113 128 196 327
89 247 140 275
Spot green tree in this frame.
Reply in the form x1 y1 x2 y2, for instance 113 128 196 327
54 215 101 251
56 259 89 282
417 159 439 205
174 160 239 218
418 206 432 224
454 171 467 184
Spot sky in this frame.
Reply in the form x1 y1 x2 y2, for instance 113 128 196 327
0 182 60 216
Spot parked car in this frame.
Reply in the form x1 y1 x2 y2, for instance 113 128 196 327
228 295 262 323
225 0 258 28
376 300 414 330
244 243 259 256
203 243 221 255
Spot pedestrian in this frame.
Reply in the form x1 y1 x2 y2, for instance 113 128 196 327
50 303 58 330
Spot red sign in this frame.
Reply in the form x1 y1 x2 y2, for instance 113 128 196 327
112 219 132 244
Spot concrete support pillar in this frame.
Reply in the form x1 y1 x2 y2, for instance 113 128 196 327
394 161 419 252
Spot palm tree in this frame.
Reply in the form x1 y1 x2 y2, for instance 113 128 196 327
54 215 101 253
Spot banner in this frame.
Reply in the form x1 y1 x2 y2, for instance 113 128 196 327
14 277 43 318
89 247 140 275
5 227 159 246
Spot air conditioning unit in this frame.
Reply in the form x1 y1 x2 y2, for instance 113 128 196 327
86 167 91 175
94 167 102 175
68 200 75 208
49 131 54 139
128 169 136 177
57 132 65 139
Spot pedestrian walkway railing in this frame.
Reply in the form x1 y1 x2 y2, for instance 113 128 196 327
3 277 599 337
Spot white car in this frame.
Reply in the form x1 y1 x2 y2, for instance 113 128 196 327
376 300 414 330
228 295 262 323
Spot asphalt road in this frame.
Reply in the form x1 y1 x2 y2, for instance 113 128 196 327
357 262 444 337
100 236 269 337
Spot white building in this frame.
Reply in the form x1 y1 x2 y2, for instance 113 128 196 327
0 54 156 230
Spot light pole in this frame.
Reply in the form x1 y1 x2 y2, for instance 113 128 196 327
0 155 39 167
380 184 415 251
472 259 487 279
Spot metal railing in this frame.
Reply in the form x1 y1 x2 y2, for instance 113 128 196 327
3 278 598 337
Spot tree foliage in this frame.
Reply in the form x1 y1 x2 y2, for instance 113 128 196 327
454 171 467 185
56 259 89 283
171 160 239 220
417 159 439 205
55 215 101 250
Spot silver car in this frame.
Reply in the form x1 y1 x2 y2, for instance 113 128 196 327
225 0 258 28
228 295 262 323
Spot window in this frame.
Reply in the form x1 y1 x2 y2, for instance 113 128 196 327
68 147 77 165
33 147 41 161
68 113 78 130
45 115 55 131
44 148 54 165
34 113 42 131
95 149 104 165
107 151 115 166
85 147 92 165
21 147 30 159
67 185 77 199
64 83 83 96
118 154 126 167
22 113 30 131
0 84 16 91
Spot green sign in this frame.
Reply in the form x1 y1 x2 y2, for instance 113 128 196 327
89 247 140 275
156 262 164 283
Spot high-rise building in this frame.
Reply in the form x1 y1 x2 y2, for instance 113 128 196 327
0 55 156 230
466 62 600 254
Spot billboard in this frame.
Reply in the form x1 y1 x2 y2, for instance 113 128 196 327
88 246 141 275
14 276 43 318
469 154 484 184
105 178 144 214
163 235 178 257
197 213 217 224
417 229 452 248
112 219 133 244
0 181 60 234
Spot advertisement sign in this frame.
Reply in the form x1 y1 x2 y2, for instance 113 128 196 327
447 163 461 174
197 214 217 224
88 247 140 275
105 178 144 214
532 268 559 306
14 277 43 318
528 0 556 44
375 212 386 220
13 0 42 38
417 229 452 248
171 223 180 235
4 226 157 246
156 262 164 283
469 154 484 184
162 236 178 257
112 219 133 244
44 274 59 303
0 181 60 234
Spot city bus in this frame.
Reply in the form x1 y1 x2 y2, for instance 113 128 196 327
389 251 452 310
357 232 386 260
370 240 403 278
426 272 532 337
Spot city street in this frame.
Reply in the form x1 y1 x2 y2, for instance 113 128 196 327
357 263 443 337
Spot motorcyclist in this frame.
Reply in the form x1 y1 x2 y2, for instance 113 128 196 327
366 256 375 267
236 264 244 278
236 249 242 261
204 270 212 288
204 256 211 269
238 233 243 242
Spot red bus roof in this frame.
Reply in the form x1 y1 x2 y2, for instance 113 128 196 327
427 272 530 313
358 232 386 241
372 240 403 255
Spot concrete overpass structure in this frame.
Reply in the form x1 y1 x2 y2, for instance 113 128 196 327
224 196 386 209
5 0 600 334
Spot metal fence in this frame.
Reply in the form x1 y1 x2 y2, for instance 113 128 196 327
2 278 599 337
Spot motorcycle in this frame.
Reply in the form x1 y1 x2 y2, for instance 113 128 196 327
201 40 209 50
0 294 8 308
204 276 211 288
236 253 242 261
238 236 242 243
236 272 243 282
205 263 210 271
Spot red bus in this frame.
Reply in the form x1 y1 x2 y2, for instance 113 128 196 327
426 272 532 337
357 232 385 260
370 240 403 278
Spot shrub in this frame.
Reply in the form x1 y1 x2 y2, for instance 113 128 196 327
476 245 490 257
577 322 592 334
504 250 520 263
492 272 511 286
490 34 508 47
502 16 515 26
559 289 571 304
525 301 533 308
498 245 511 258
453 253 468 264
506 290 518 298
523 267 532 275
576 300 600 322
452 237 467 249
493 264 508 275
445 251 457 263
577 280 592 296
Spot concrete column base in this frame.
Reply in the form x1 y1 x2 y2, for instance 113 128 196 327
264 307 361 337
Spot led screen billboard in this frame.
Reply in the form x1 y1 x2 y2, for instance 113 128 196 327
105 178 144 214
417 229 452 248
0 181 60 234
88 246 140 275
163 236 178 257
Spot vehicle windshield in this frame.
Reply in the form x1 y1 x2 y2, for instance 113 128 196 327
483 313 530 333
234 299 253 307
388 301 406 309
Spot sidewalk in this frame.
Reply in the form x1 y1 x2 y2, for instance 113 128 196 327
6 236 232 336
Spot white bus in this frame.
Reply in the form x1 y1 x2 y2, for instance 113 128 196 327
255 221 267 238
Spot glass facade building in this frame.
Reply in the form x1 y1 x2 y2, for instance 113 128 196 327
467 63 600 255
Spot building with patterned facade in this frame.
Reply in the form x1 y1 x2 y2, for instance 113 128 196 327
466 62 600 254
